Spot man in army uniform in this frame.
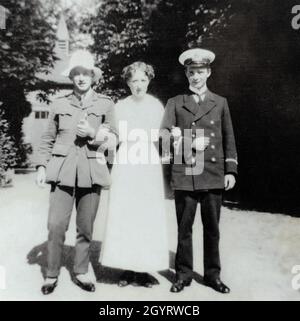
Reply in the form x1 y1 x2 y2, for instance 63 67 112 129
160 48 238 294
35 50 118 294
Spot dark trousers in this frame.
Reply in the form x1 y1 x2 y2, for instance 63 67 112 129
174 189 222 281
46 184 101 278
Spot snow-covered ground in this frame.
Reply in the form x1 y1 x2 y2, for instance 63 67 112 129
0 173 299 301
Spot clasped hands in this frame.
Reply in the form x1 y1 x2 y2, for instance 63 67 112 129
76 114 95 139
77 114 111 143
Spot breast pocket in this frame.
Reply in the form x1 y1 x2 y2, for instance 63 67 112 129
87 111 105 129
57 112 73 130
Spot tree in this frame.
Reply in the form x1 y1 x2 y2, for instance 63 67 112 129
88 0 152 100
145 0 233 100
0 110 16 183
40 0 98 51
88 0 234 101
0 0 57 87
0 0 57 166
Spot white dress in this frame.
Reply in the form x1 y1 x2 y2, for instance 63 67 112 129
100 94 169 272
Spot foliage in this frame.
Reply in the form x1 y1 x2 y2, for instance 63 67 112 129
0 0 57 166
0 0 56 87
0 110 16 178
88 0 234 100
88 0 152 100
39 0 97 51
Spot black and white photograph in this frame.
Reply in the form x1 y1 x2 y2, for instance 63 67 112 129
0 0 300 303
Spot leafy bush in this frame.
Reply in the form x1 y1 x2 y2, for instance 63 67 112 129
0 111 17 180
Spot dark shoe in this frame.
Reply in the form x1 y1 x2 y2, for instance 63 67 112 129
72 276 95 292
204 277 230 294
170 279 192 293
41 278 58 295
118 270 135 287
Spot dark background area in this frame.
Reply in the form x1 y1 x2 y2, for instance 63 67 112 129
209 0 300 215
145 0 300 216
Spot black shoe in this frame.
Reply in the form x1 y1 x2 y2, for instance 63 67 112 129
41 278 58 295
204 277 230 294
72 276 95 292
170 279 192 293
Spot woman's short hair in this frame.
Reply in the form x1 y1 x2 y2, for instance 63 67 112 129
121 61 155 82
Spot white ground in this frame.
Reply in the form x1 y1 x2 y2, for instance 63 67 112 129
0 173 300 301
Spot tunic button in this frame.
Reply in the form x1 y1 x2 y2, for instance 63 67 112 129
192 122 196 126
210 120 215 124
192 134 196 138
211 145 215 149
210 133 215 137
211 157 216 162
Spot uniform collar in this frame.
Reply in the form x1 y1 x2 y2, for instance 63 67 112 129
183 90 216 121
74 88 93 102
68 89 98 109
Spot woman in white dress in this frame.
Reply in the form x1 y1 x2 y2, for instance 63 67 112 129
100 62 169 287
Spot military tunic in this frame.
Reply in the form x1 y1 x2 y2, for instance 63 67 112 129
160 90 238 191
36 90 118 188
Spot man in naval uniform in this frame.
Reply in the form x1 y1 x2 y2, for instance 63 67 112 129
35 50 118 294
160 48 238 294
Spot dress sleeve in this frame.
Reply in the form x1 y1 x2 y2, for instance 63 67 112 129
159 98 176 154
114 99 127 143
152 98 165 141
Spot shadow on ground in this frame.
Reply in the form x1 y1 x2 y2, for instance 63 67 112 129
26 241 76 280
27 242 203 286
158 252 204 286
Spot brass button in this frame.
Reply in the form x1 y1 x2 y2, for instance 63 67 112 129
192 122 196 126
210 120 215 125
211 145 215 149
192 134 196 138
211 157 216 162
211 133 215 137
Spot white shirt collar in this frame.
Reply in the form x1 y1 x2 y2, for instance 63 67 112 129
189 84 208 98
